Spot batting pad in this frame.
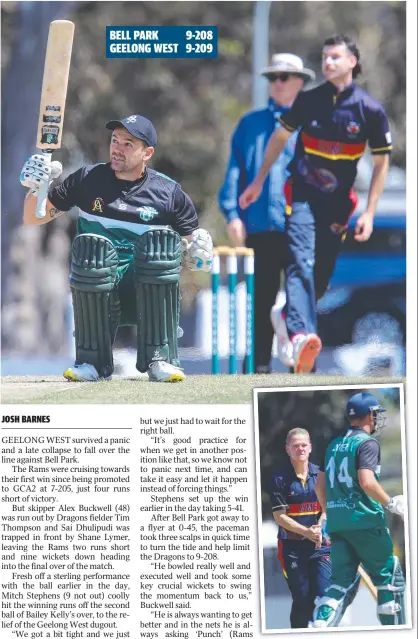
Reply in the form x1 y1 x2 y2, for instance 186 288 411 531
377 556 406 625
134 229 181 372
70 234 119 378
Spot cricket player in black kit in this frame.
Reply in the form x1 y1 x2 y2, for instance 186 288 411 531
21 114 213 382
270 428 334 628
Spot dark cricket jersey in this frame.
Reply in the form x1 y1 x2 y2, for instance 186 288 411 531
48 163 198 251
271 461 323 541
279 82 392 195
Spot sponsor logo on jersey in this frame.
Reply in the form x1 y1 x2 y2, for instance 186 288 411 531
298 159 339 193
299 502 319 513
137 206 158 221
92 198 104 213
318 140 342 154
328 494 356 511
291 561 298 569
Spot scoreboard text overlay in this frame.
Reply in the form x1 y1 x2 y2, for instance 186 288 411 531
106 26 218 58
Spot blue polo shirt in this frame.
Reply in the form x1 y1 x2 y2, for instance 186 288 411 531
271 461 322 541
279 82 392 195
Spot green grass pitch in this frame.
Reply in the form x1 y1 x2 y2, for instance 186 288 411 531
1 375 401 405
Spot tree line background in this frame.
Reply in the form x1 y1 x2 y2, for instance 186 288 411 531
1 1 406 356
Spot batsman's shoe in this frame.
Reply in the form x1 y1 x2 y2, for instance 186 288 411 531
292 333 322 374
63 363 111 382
148 361 185 383
310 594 343 628
270 304 295 368
311 604 335 627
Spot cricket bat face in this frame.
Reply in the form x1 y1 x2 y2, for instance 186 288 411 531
36 20 74 150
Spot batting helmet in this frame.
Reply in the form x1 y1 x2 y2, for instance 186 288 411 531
346 392 387 434
346 392 385 418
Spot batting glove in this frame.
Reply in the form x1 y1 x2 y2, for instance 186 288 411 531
181 228 213 272
385 495 404 519
20 154 63 194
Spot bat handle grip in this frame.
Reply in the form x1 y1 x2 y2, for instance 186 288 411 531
35 152 52 219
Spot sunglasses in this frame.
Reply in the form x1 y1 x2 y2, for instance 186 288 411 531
269 73 299 83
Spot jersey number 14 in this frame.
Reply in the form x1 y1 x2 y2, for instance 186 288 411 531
326 456 353 489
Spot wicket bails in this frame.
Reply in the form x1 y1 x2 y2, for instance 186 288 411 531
212 246 255 374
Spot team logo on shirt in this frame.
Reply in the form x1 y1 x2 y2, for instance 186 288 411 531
92 198 104 213
137 206 158 221
347 121 361 137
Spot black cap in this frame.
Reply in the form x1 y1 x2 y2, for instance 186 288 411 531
106 114 157 147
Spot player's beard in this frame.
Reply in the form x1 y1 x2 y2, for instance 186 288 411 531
113 157 146 180
111 155 126 170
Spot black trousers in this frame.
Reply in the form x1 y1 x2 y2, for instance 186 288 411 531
279 540 332 629
245 231 289 370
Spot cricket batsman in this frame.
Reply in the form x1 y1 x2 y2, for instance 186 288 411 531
20 114 213 382
312 392 406 627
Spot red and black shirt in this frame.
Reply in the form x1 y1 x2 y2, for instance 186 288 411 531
271 461 322 541
279 82 392 195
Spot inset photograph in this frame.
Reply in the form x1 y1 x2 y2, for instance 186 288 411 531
253 383 411 632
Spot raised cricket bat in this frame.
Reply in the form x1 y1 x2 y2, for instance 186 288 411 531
35 20 74 218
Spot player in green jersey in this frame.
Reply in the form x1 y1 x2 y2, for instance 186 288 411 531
311 392 406 627
20 115 213 383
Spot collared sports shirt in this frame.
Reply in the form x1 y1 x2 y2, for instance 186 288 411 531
279 82 392 194
271 460 322 540
48 164 199 252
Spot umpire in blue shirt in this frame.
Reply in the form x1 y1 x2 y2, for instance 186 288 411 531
219 54 315 373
